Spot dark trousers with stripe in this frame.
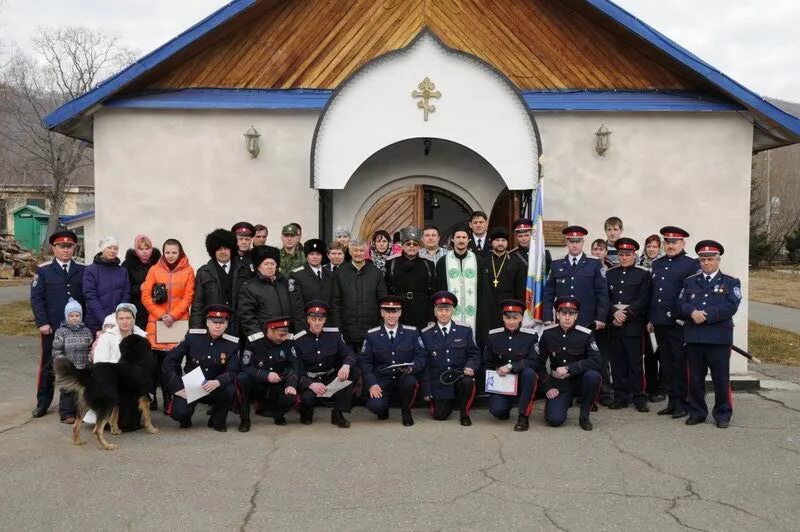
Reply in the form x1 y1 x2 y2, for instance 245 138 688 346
545 369 602 426
365 374 418 416
643 330 664 395
655 325 688 412
300 366 361 414
35 334 56 411
686 343 732 423
610 335 647 407
488 367 537 419
430 376 476 420
169 383 235 429
237 374 296 421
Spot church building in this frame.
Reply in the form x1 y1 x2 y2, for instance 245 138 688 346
45 0 800 373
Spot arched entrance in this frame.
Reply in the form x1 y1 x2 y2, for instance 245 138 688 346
358 184 470 243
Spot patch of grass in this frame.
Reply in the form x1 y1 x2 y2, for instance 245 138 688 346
0 301 39 336
749 320 800 366
749 269 800 309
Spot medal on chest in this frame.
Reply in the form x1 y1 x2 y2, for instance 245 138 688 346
220 352 227 364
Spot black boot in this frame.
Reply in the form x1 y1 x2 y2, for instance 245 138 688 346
460 411 472 426
300 405 313 425
238 418 251 433
579 417 593 431
331 409 350 428
274 412 287 426
401 408 414 427
513 415 529 432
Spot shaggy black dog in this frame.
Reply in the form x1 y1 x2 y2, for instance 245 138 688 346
55 334 160 450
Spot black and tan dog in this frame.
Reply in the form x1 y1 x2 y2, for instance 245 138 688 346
55 334 160 450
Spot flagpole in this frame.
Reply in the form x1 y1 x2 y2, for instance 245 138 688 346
523 154 545 332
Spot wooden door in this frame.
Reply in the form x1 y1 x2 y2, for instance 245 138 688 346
359 185 424 242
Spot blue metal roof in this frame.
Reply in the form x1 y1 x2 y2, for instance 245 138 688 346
104 88 744 113
60 210 95 225
42 0 799 146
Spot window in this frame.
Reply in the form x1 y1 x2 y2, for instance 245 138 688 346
26 198 46 209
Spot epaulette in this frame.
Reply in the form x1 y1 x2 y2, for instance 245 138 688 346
635 265 649 271
38 260 50 268
189 328 207 334
686 272 702 279
586 256 599 261
652 255 666 263
368 326 381 333
286 334 294 341
421 323 435 332
489 327 504 335
292 266 305 272
248 332 264 342
402 325 416 331
293 330 307 340
222 333 239 343
608 265 621 271
575 325 592 334
520 327 538 335
543 323 559 331
322 327 339 333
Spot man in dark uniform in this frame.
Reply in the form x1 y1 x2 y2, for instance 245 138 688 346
294 301 359 428
543 225 610 404
163 304 240 432
420 291 480 426
486 227 526 317
483 299 539 431
510 218 552 277
230 222 256 318
648 226 700 419
191 228 237 330
238 245 305 336
385 226 436 330
236 316 298 432
536 296 602 430
290 239 333 305
605 238 651 412
680 241 741 429
360 296 428 426
30 230 86 419
467 210 491 257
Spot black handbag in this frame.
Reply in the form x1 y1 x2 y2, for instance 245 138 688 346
152 283 168 304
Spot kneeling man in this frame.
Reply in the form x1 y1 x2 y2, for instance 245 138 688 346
420 291 480 426
360 296 427 426
536 296 602 430
294 300 359 428
163 305 240 432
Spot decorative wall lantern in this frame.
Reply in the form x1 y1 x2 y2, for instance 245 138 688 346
244 126 261 158
595 124 611 157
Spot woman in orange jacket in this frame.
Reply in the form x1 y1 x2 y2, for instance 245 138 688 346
141 238 195 411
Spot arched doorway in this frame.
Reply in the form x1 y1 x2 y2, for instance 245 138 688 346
358 184 471 244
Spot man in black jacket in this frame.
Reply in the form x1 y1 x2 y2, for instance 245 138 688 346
384 226 436 329
238 246 305 336
330 239 388 352
290 239 333 305
191 229 237 331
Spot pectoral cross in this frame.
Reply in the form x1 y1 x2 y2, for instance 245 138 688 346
493 279 499 288
412 77 441 121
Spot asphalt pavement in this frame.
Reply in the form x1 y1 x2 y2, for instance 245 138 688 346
749 301 800 334
1 336 799 531
0 282 30 305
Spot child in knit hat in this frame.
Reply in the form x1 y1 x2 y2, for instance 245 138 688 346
52 299 93 424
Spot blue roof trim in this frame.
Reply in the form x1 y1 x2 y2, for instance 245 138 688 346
60 210 95 225
42 0 257 130
104 88 741 112
586 0 800 134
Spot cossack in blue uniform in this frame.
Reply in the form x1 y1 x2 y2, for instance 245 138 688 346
293 300 359 428
605 238 651 411
482 299 539 430
236 316 299 431
30 230 86 417
543 226 609 326
535 296 602 430
648 226 700 418
360 296 427 425
163 306 240 431
420 291 480 425
679 240 741 428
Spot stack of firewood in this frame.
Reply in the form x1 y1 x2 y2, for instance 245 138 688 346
0 236 38 278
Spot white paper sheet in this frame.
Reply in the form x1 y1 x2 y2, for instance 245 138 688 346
156 319 189 344
82 409 97 424
320 378 352 398
485 369 518 396
182 366 210 403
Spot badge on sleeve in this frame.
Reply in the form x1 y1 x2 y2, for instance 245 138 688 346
590 340 599 351
242 350 252 365
734 286 742 299
679 288 685 299
288 279 296 292
600 268 606 278
32 274 39 287
418 336 425 348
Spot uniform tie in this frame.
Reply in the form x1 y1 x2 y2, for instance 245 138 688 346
441 326 448 338
477 239 483 251
389 330 395 341
62 263 69 274
572 257 577 267
704 275 711 286
317 269 322 280
222 263 228 273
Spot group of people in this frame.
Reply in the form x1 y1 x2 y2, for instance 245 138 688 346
30 211 741 434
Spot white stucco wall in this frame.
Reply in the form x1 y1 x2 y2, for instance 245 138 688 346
93 108 320 265
535 111 753 372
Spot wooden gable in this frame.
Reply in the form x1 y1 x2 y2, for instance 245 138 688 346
132 0 700 92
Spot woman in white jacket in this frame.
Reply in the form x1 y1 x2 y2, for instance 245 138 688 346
93 303 148 364
92 303 149 431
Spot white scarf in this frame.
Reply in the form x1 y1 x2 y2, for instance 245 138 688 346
444 251 478 333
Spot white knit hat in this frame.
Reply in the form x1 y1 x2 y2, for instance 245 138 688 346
98 236 119 252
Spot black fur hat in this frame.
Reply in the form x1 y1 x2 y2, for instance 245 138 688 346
252 245 281 269
205 229 237 259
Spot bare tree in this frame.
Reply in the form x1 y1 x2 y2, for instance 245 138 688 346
0 26 134 250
